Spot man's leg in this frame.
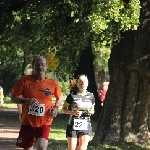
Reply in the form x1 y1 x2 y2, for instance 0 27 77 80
36 138 48 150
24 147 34 150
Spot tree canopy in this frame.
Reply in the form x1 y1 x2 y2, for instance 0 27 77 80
0 0 141 92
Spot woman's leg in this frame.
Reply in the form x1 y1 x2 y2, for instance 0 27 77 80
67 137 78 150
76 135 90 150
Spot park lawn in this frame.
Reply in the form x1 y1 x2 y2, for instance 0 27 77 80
48 113 98 150
1 103 148 149
47 114 147 150
1 96 66 108
0 103 18 108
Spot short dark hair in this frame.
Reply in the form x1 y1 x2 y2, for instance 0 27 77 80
32 56 46 66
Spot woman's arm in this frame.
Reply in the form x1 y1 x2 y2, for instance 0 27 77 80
62 103 75 115
62 103 82 116
88 104 95 116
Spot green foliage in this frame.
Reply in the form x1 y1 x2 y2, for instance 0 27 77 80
88 0 141 67
1 1 91 78
59 81 70 96
3 96 11 104
0 0 141 82
0 58 22 95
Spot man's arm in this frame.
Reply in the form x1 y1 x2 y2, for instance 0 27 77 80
50 92 63 118
17 104 22 124
11 94 39 105
54 92 63 107
11 94 24 104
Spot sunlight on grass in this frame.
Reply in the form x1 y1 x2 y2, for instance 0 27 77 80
48 113 98 150
50 128 66 140
0 103 17 108
1 103 148 150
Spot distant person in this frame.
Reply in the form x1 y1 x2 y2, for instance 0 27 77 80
62 74 95 150
11 56 63 150
17 64 33 124
99 82 109 106
0 86 4 105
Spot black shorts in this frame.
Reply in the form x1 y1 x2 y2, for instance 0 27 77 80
66 122 92 138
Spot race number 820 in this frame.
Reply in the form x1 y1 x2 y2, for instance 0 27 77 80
28 104 45 116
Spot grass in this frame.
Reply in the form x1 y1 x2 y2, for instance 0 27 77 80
1 103 18 108
0 96 18 108
0 102 149 150
49 113 98 150
48 115 148 150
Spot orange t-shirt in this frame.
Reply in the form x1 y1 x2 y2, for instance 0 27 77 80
11 75 62 127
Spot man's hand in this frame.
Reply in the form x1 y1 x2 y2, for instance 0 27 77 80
26 98 39 106
50 106 58 118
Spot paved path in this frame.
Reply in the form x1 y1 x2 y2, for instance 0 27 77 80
0 108 22 150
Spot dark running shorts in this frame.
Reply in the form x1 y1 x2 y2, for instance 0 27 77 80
66 122 92 138
16 125 50 148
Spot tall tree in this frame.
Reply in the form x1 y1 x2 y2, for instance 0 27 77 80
1 0 139 79
0 0 141 101
92 0 150 145
73 45 100 117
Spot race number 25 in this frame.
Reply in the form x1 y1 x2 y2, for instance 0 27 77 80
73 119 88 130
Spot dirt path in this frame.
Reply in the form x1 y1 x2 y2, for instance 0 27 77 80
0 108 22 150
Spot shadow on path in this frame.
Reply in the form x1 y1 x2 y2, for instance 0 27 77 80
0 109 68 150
0 108 22 150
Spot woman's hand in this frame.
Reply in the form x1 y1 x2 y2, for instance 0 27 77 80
88 105 95 116
73 108 82 117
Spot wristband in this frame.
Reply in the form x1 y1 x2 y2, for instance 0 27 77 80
53 104 59 109
21 98 26 104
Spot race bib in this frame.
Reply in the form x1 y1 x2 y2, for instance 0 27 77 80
28 104 45 116
73 119 88 130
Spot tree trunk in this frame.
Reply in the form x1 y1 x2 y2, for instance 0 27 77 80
92 0 150 144
73 45 101 117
